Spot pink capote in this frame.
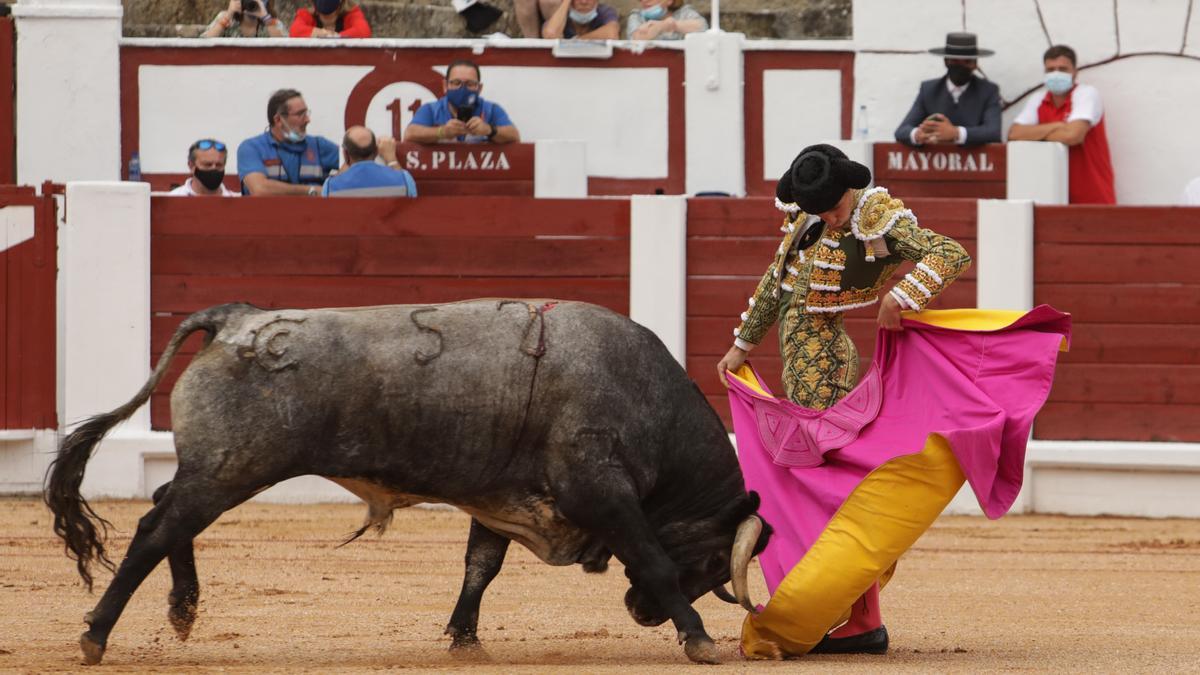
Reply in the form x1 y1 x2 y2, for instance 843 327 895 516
728 306 1071 594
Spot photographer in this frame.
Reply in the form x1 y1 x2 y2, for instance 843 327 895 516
404 60 520 145
201 0 286 38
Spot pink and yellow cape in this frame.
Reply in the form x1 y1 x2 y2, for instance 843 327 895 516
726 306 1071 658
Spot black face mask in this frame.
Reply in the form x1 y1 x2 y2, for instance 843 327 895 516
194 167 226 191
947 64 974 86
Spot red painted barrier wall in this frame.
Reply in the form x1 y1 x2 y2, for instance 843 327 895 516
149 195 631 429
685 196 978 427
1 186 57 429
1034 205 1200 442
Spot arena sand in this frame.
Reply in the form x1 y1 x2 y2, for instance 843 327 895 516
2 496 1199 673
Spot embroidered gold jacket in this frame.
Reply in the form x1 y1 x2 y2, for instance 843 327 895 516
734 187 972 347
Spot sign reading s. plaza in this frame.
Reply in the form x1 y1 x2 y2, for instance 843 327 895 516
397 142 532 179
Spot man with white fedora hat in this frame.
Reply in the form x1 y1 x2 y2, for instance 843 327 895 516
894 32 1002 147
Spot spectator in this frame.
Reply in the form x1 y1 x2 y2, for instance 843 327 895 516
541 0 619 39
404 60 521 145
625 0 707 40
323 127 418 197
512 0 555 37
201 0 286 37
894 32 1001 147
168 139 240 197
1009 45 1116 204
1182 176 1200 206
237 88 340 195
289 0 371 38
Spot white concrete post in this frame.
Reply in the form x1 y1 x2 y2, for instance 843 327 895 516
684 31 745 195
62 182 152 432
825 140 875 185
1006 141 1068 204
630 195 687 364
534 140 588 198
13 0 123 186
976 199 1035 311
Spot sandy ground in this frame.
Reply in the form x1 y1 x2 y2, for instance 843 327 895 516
2 497 1200 673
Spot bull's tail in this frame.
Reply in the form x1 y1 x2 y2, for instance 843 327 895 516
44 304 243 591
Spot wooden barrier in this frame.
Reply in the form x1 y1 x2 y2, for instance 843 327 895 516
1034 205 1200 442
1 184 57 429
872 143 1006 199
685 196 978 427
148 195 630 429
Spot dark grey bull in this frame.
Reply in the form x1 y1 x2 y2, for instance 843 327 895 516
46 299 770 665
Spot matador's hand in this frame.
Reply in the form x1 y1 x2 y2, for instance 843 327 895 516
878 292 905 331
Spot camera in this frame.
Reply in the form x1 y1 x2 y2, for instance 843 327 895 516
456 105 475 122
242 0 260 13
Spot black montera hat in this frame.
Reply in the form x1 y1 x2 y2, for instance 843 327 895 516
928 32 994 58
776 144 872 215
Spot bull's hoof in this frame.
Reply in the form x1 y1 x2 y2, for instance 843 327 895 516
684 636 721 664
168 601 197 641
447 637 489 660
80 632 106 666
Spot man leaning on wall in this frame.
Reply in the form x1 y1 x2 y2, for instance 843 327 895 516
404 60 520 145
1009 45 1116 204
237 88 340 196
893 32 1002 147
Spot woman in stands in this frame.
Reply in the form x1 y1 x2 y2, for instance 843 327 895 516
541 0 619 39
625 0 707 40
289 0 372 38
201 0 286 37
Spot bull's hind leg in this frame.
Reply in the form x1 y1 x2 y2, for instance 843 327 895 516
446 518 510 653
80 478 255 665
150 482 200 641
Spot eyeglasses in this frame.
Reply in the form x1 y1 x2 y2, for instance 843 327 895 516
194 139 227 152
284 107 311 119
447 79 482 90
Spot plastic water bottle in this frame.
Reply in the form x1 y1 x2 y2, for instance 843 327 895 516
855 104 869 141
128 152 142 182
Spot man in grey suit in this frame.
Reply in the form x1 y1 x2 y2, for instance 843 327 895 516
894 32 1002 147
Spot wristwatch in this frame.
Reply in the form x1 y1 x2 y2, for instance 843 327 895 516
486 125 499 141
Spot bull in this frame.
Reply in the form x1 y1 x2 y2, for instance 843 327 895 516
46 300 770 665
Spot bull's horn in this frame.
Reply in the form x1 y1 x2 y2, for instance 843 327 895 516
711 585 737 604
730 515 763 615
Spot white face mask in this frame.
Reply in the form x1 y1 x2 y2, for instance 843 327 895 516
281 118 306 144
1044 70 1074 95
569 7 598 23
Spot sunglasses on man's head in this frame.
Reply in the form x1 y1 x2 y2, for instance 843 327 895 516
195 140 227 152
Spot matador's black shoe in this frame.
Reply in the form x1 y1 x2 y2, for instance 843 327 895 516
808 625 889 655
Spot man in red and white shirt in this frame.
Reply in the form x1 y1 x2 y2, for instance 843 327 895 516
1009 44 1116 204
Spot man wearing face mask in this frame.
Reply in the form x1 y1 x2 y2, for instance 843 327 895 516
237 88 340 195
404 60 520 145
894 32 1002 147
1009 44 1115 204
541 0 619 39
168 139 239 197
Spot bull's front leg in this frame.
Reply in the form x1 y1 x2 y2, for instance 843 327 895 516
445 518 510 653
553 473 719 662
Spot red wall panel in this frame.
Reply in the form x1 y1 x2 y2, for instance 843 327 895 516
1034 205 1200 441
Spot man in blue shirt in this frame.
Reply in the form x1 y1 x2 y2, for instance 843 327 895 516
404 60 520 145
237 88 340 195
323 126 418 197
